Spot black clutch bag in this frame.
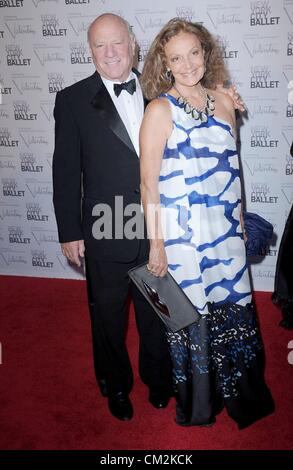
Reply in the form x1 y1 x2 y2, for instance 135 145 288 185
243 211 273 256
128 262 200 332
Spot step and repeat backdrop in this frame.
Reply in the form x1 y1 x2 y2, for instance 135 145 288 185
0 0 292 290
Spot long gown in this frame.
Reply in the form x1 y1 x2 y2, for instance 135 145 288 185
158 93 274 429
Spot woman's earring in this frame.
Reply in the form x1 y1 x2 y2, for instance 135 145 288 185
165 68 173 82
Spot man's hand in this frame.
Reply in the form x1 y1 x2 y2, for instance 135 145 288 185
61 240 85 267
216 84 245 112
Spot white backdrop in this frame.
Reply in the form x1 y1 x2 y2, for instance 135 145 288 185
0 0 292 291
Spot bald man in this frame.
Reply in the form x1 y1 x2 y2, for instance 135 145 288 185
53 14 173 422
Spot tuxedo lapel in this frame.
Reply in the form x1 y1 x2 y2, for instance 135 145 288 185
89 73 136 155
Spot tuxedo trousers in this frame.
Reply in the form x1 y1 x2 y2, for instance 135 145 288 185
85 242 172 397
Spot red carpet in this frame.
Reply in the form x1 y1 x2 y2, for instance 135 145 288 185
0 275 292 450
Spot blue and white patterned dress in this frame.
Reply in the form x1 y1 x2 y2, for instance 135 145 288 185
159 93 274 429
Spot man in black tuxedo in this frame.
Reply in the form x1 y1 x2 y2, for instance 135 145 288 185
52 13 173 421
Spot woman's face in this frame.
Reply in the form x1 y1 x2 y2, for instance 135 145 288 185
164 31 205 88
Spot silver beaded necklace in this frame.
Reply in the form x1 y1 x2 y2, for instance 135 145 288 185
173 84 215 123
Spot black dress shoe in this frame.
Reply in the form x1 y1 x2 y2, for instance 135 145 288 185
97 378 108 397
108 393 133 421
149 389 170 409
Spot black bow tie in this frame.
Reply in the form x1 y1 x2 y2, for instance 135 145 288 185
113 78 136 97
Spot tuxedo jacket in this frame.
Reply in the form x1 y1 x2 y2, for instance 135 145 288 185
52 70 148 262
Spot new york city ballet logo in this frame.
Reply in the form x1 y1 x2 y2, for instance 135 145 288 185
13 101 37 121
6 44 31 66
137 40 151 62
217 36 238 59
250 126 278 148
250 1 280 25
2 178 24 197
65 0 90 5
26 203 48 222
70 42 92 64
8 226 30 244
20 153 43 173
287 33 293 56
0 0 24 7
0 76 12 96
250 66 279 89
175 6 195 21
0 128 19 147
48 72 64 93
41 14 67 37
250 183 278 204
31 250 53 268
286 100 293 118
285 154 293 175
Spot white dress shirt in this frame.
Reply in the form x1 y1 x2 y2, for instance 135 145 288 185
101 72 144 156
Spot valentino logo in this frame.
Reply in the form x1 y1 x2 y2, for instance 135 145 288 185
31 229 58 246
12 76 42 94
0 207 21 220
250 1 280 25
2 178 24 197
13 101 37 121
250 126 278 148
26 181 52 199
48 72 64 93
41 14 67 37
250 66 279 89
6 44 31 66
0 109 9 119
5 20 35 39
8 226 30 244
70 42 92 64
27 203 48 222
20 153 43 173
0 251 27 267
32 250 53 268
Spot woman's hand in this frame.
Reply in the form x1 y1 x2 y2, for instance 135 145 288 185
147 242 168 277
216 84 245 112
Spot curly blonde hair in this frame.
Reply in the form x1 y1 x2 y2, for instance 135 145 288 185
140 18 229 100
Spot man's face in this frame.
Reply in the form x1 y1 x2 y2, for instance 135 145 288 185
89 16 135 82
